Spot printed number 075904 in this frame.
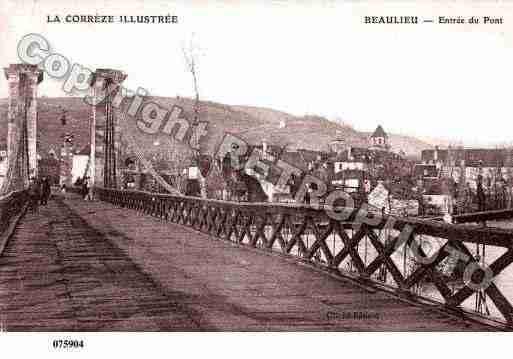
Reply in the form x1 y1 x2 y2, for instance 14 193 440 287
52 339 84 349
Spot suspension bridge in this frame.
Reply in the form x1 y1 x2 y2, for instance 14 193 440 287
1 64 513 331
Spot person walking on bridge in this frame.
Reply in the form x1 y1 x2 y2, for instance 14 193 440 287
28 177 41 213
83 177 93 201
40 176 51 205
477 174 485 211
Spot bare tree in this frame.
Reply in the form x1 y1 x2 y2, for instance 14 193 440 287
182 34 203 131
182 34 208 197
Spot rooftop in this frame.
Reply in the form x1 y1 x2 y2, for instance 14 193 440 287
371 125 387 139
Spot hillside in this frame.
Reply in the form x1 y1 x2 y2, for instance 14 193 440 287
233 105 432 156
0 97 91 156
0 96 432 159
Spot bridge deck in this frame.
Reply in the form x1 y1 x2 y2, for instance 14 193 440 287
0 193 494 331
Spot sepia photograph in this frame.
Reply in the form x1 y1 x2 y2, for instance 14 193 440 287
0 0 513 356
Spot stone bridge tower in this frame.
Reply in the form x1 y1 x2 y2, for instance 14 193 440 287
90 69 127 188
3 64 43 183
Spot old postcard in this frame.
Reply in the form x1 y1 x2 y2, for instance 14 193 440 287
0 0 512 356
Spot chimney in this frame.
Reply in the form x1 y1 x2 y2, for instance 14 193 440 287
347 147 353 161
434 145 439 162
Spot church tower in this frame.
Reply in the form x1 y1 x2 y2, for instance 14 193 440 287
370 125 389 150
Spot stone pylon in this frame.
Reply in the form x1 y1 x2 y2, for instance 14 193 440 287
59 141 73 188
3 64 43 184
90 69 127 188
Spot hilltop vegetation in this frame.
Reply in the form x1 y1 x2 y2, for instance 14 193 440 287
0 96 432 159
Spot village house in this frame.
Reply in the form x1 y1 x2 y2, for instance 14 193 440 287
327 125 409 189
412 163 439 180
421 146 513 190
421 180 455 216
71 146 90 185
241 140 331 202
210 125 406 204
332 147 367 174
367 180 420 216
331 169 370 193
328 131 347 154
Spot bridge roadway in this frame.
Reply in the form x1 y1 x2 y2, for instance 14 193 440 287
0 192 494 331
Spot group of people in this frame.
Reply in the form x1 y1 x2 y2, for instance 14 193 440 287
28 176 52 213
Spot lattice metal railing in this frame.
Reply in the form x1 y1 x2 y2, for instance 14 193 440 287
0 190 29 253
95 187 513 328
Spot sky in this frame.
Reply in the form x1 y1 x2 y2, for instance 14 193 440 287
1 0 513 146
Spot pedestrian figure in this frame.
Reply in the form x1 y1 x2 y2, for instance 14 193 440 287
506 177 513 209
82 177 89 200
28 177 41 213
83 177 93 201
40 176 51 205
477 174 485 212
